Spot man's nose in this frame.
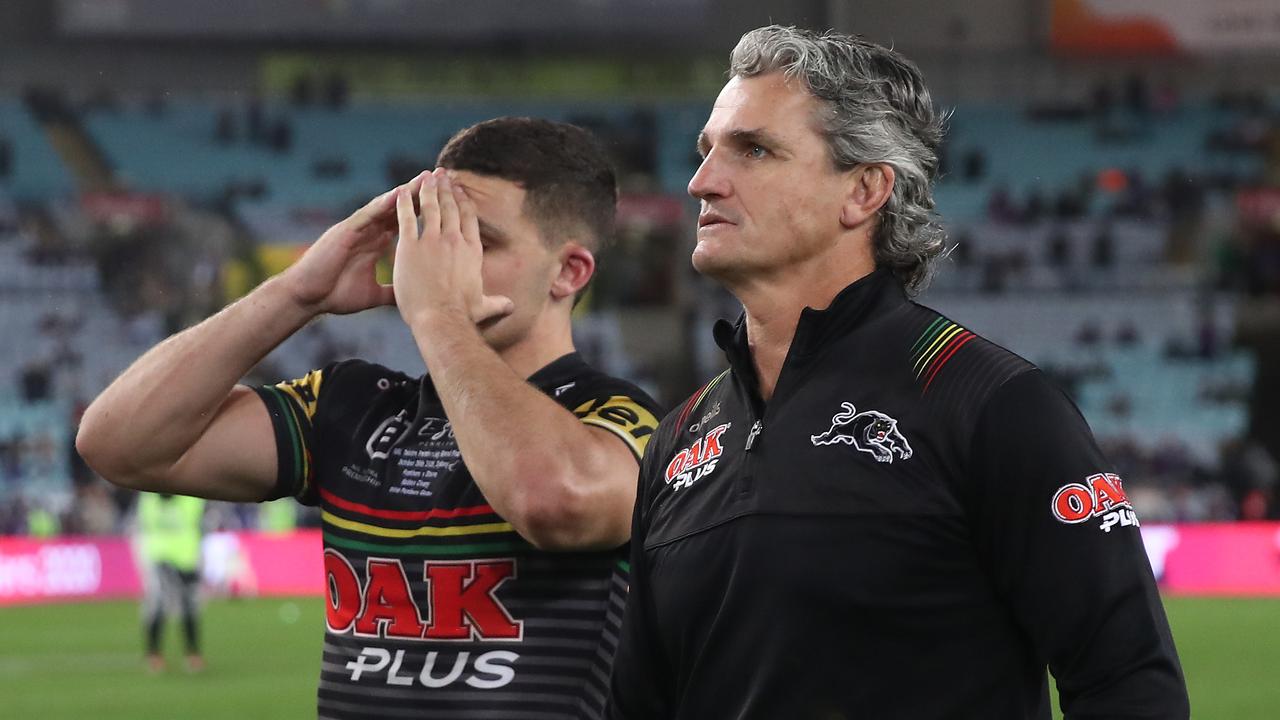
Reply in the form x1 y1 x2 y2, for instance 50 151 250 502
688 152 729 201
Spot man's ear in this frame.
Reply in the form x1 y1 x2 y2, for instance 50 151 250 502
840 163 896 230
550 242 596 301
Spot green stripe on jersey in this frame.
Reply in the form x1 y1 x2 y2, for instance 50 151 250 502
324 532 533 557
266 388 305 487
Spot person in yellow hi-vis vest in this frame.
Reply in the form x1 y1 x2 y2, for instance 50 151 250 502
136 492 205 673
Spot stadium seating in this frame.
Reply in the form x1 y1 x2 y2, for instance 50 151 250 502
0 99 77 201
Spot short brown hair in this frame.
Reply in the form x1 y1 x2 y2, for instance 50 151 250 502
437 117 617 253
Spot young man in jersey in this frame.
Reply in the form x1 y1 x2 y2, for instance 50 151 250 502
78 118 661 718
609 27 1188 719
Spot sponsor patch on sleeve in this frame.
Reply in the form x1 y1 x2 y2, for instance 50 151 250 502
275 369 325 421
572 395 659 459
1051 473 1139 533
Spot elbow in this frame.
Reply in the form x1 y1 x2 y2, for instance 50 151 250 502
511 473 609 552
74 413 145 491
74 413 113 478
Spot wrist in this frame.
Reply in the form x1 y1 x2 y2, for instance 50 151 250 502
410 304 476 337
260 274 326 325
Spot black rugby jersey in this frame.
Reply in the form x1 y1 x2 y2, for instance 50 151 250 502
610 270 1187 719
253 352 661 720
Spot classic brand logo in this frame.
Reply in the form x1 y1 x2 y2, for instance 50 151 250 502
664 423 731 492
811 402 913 464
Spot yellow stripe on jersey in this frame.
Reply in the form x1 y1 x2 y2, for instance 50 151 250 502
914 324 964 376
322 511 514 539
275 369 324 421
573 395 660 459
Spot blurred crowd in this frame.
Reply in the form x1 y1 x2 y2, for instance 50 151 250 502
2 72 1280 536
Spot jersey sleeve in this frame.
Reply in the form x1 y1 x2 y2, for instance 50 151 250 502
251 362 341 505
608 422 674 719
968 370 1188 719
567 382 661 461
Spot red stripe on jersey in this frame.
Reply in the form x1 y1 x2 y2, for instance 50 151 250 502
320 488 495 522
923 332 977 393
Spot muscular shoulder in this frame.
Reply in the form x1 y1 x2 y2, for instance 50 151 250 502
548 361 664 461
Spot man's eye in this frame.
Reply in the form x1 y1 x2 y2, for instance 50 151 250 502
746 145 768 159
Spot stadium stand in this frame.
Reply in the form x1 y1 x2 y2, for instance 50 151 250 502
1 69 1278 532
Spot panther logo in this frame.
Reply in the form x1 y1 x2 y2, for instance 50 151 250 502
810 402 913 464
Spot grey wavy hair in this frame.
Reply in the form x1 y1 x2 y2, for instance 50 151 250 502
730 25 947 294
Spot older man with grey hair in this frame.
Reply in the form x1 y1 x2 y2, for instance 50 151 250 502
609 25 1188 719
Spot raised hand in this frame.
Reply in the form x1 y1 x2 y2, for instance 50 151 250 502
393 168 514 332
277 187 399 316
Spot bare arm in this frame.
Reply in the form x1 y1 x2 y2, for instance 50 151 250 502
77 188 402 501
420 317 642 551
392 170 642 550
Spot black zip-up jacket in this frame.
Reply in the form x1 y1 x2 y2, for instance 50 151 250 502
610 270 1188 719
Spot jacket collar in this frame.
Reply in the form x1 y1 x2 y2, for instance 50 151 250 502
713 268 908 381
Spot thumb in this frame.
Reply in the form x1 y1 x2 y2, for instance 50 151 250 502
474 294 515 324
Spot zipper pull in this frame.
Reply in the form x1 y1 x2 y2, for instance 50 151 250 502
745 419 763 451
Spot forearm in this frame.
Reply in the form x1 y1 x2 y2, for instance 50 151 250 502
77 277 317 480
415 318 615 548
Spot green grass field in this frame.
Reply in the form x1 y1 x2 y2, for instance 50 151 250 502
1 596 1277 718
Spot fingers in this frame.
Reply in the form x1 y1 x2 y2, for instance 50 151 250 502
452 178 481 247
347 187 398 230
474 294 516 324
395 184 418 243
436 168 460 240
417 170 439 240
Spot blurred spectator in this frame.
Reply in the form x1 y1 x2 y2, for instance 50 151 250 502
269 117 293 153
214 106 237 145
246 92 266 143
1091 80 1114 119
987 184 1020 224
290 73 315 107
1153 82 1180 116
324 71 349 110
311 156 349 180
1023 185 1046 223
1047 225 1072 267
26 501 59 538
949 228 974 267
19 361 52 402
1115 320 1140 346
1124 73 1149 116
1075 319 1102 346
137 493 206 672
1054 186 1086 219
0 136 11 178
1091 222 1115 268
67 482 121 535
1196 306 1220 359
1220 437 1277 520
980 255 1009 294
962 148 987 182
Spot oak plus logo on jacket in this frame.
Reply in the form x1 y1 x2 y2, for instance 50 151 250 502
1052 472 1139 532
811 402 913 464
664 423 731 492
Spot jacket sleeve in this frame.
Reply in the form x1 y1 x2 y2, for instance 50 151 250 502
608 436 672 719
968 370 1188 719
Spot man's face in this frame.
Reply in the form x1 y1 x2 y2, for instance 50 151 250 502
451 170 562 352
688 72 852 283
